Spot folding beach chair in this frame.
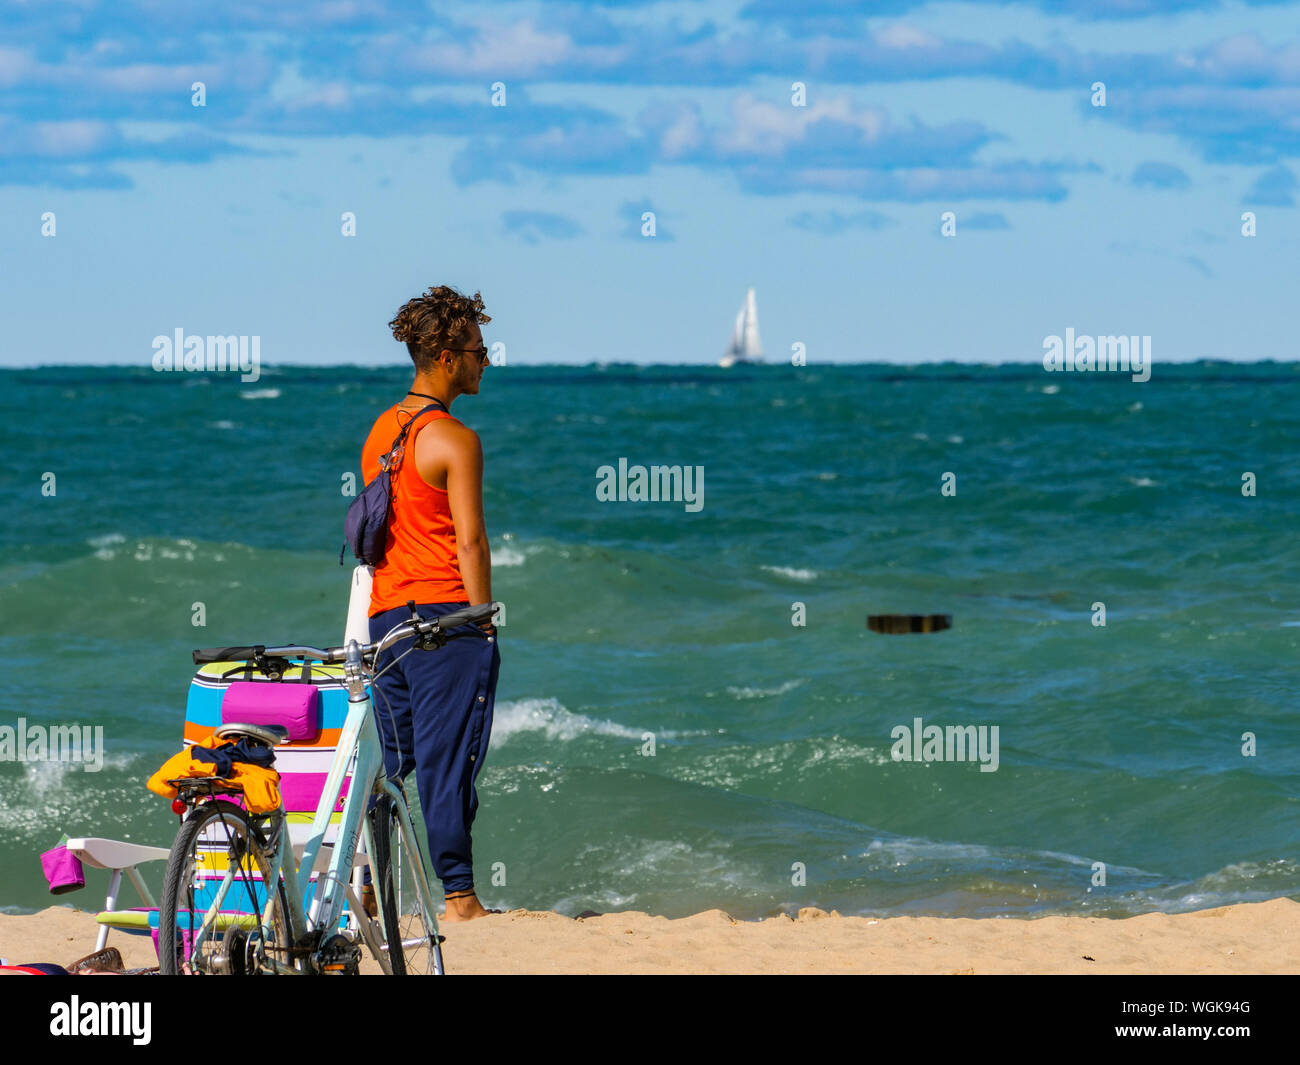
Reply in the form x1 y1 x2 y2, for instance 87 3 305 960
70 568 376 955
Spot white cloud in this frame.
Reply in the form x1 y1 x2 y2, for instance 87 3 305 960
409 20 579 77
874 24 942 50
0 45 36 88
715 92 885 158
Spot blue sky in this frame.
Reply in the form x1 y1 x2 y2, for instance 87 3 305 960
2 0 1297 366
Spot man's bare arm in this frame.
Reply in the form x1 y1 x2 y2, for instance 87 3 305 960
441 424 494 626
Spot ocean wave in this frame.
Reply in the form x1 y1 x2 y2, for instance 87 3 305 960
1161 859 1299 910
543 837 754 914
724 678 806 699
760 565 817 581
491 697 654 745
88 532 126 559
492 544 526 567
86 535 199 563
670 736 893 789
0 756 150 835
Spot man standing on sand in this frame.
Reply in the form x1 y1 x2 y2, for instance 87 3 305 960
361 284 500 923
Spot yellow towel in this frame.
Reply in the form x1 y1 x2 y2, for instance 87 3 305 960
147 733 282 815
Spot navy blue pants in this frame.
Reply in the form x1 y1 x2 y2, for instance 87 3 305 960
368 601 500 895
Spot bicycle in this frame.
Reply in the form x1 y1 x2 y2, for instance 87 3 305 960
157 600 498 975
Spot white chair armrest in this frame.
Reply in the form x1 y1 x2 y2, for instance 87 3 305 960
65 837 170 871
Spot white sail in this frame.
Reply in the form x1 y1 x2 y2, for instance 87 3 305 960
740 287 762 357
720 287 763 366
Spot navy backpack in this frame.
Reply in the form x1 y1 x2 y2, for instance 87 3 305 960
341 400 447 565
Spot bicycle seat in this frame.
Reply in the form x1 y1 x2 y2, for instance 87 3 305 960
215 722 290 748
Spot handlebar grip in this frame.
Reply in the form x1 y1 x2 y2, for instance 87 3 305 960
193 646 264 665
434 602 499 631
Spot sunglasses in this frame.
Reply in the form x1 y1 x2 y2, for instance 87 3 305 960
446 345 490 364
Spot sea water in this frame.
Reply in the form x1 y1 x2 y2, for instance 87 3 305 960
1 362 1297 918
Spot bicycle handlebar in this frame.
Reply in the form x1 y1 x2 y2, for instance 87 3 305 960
192 601 500 667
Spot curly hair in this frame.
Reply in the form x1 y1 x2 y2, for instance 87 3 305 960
389 285 491 372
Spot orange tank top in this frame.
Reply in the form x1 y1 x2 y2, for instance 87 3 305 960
361 404 468 615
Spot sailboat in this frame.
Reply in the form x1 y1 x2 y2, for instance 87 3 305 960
719 287 763 367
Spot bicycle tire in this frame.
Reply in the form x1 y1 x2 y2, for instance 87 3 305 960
369 794 440 974
159 799 290 975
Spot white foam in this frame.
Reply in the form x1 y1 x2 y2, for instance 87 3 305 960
89 536 198 563
240 388 281 400
725 678 806 699
23 759 76 799
761 565 817 581
491 697 648 744
0 754 139 832
492 544 526 567
88 532 126 560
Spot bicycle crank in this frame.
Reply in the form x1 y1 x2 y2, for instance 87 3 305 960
313 933 362 975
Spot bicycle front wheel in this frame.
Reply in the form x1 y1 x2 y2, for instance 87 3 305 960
159 799 291 975
369 793 442 974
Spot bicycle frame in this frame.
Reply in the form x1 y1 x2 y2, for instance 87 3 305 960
184 637 442 974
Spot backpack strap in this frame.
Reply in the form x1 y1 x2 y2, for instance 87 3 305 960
380 401 450 486
386 401 448 456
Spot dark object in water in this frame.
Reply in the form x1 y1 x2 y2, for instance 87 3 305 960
867 614 952 634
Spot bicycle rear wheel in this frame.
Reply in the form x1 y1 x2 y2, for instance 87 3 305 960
369 793 442 974
159 799 290 975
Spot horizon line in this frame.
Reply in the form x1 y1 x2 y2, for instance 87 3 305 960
2 356 1297 371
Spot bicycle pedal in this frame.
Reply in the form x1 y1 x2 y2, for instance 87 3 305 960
313 933 361 976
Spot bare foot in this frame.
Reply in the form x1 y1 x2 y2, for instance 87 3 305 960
441 890 501 923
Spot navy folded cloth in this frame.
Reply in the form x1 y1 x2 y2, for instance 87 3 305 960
189 738 276 777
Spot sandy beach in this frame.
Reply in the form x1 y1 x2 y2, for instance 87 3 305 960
3 898 1296 975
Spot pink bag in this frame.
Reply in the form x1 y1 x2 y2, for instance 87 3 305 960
221 681 320 742
40 839 85 895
